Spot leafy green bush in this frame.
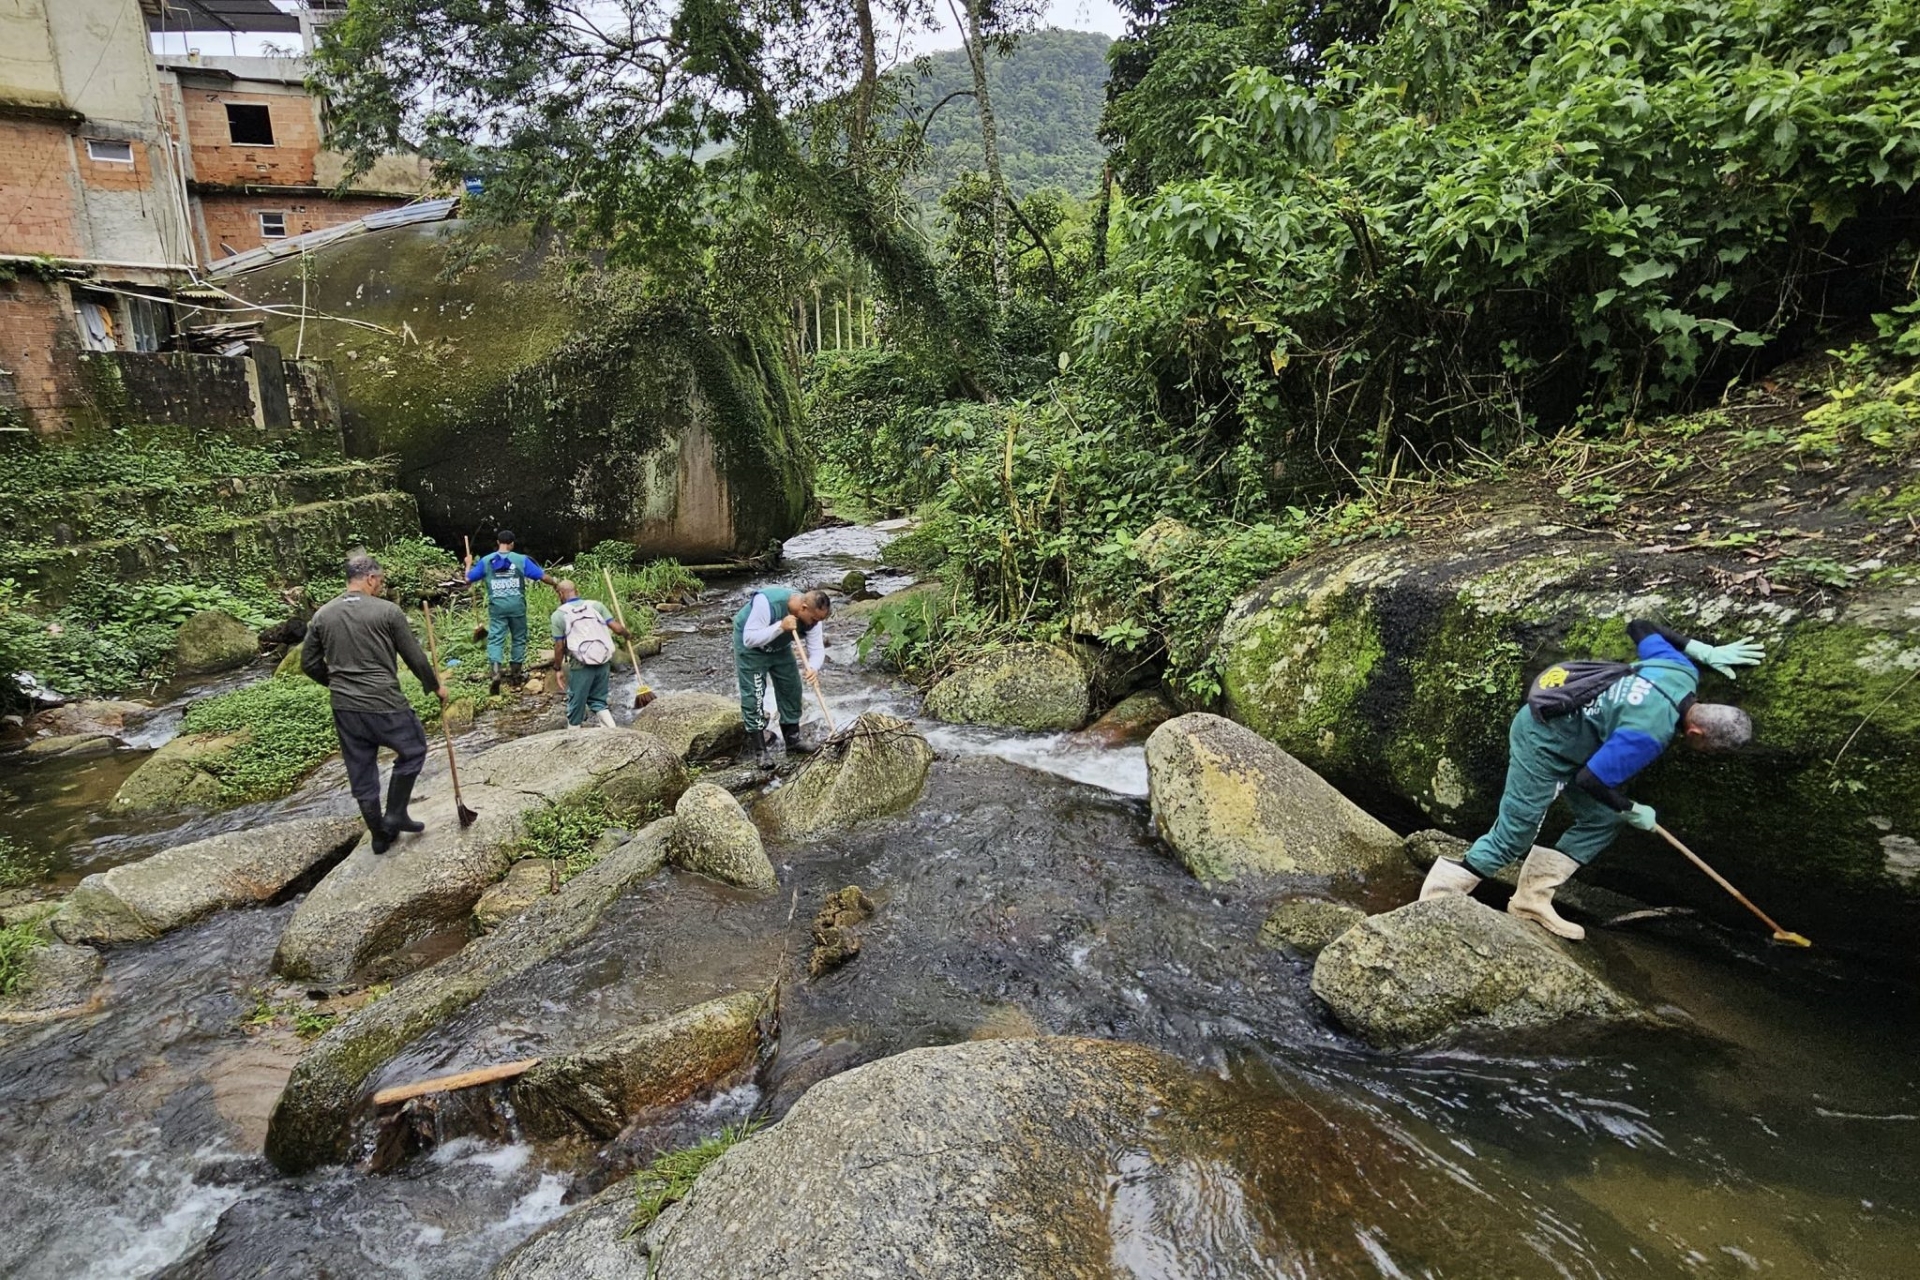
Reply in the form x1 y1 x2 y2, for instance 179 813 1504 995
370 536 461 608
0 920 45 998
0 835 51 892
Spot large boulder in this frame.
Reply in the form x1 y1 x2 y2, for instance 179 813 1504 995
173 609 259 675
1076 687 1176 747
31 698 150 738
630 692 746 762
669 784 775 891
235 222 810 559
506 1036 1547 1278
1311 895 1644 1049
111 730 246 812
53 816 362 946
271 728 686 987
1144 713 1404 883
753 712 932 841
265 821 675 1173
924 643 1090 731
511 988 769 1139
1216 508 1920 961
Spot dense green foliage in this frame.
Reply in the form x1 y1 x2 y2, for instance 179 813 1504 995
901 29 1111 203
508 791 657 882
0 920 44 1000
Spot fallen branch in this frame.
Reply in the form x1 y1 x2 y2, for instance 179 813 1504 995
371 1057 541 1108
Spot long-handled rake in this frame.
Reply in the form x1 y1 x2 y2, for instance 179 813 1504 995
600 566 656 709
1653 824 1809 947
463 536 487 643
421 602 479 827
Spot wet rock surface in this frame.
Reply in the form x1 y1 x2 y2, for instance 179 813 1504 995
1259 898 1367 954
173 610 259 675
272 728 687 987
265 821 676 1173
1077 687 1176 747
20 733 117 760
1146 713 1404 883
29 698 151 739
924 643 1091 731
472 858 559 932
0 943 104 1022
53 816 363 946
511 988 769 1139
1311 895 1645 1049
808 885 873 978
630 692 746 762
753 712 932 841
668 784 774 891
112 730 246 812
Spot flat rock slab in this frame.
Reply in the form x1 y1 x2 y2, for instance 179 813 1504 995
512 988 770 1139
1259 898 1367 954
472 858 559 933
1311 895 1645 1050
22 733 118 760
265 821 675 1173
272 728 686 987
1146 712 1403 883
53 817 364 946
0 943 104 1023
754 712 932 841
630 692 746 761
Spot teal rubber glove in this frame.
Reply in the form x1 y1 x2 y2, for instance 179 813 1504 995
1684 636 1764 679
1624 802 1657 831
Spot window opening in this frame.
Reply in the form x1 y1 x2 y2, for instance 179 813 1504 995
225 103 275 146
85 138 134 164
259 212 287 238
75 290 118 352
127 295 173 353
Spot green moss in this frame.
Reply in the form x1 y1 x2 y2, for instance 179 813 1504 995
1560 613 1634 659
1384 603 1524 816
1220 595 1382 769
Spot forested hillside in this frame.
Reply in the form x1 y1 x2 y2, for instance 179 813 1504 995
897 28 1110 202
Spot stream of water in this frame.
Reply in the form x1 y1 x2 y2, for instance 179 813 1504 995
3 525 1917 1278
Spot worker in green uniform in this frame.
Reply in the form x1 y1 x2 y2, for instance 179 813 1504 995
733 587 831 768
1420 620 1763 939
464 528 546 694
550 579 628 729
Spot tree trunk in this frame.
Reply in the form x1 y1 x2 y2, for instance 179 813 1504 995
851 0 879 167
955 0 1010 308
1093 164 1114 275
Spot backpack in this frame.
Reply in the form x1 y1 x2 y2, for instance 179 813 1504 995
559 599 616 666
1525 659 1635 720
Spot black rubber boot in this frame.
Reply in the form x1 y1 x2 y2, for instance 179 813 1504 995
358 798 395 855
385 772 425 835
782 723 815 756
509 661 526 689
488 663 503 696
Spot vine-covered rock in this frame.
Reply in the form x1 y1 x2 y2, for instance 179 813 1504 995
1219 510 1920 960
753 713 932 840
236 222 810 559
924 643 1090 731
1144 713 1405 883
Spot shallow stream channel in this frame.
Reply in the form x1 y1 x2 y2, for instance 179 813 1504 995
3 525 1918 1278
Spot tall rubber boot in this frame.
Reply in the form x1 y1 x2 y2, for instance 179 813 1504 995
594 709 616 729
385 772 425 835
509 661 526 689
753 726 775 769
781 723 815 756
488 663 503 697
357 797 394 855
1419 857 1480 902
1507 846 1586 940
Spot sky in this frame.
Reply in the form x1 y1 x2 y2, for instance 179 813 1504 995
149 0 1131 59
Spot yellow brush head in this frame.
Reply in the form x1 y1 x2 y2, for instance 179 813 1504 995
1772 931 1813 948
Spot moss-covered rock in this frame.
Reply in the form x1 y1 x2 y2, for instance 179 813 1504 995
924 643 1090 731
754 713 932 841
173 609 258 675
1259 898 1367 954
472 858 557 933
669 783 775 891
1219 511 1920 961
235 223 810 560
631 692 746 761
1078 687 1177 747
1145 713 1405 883
111 730 246 812
510 988 769 1140
1311 896 1645 1049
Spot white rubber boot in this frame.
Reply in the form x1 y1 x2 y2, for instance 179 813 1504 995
594 709 617 730
1419 857 1481 902
1508 846 1586 940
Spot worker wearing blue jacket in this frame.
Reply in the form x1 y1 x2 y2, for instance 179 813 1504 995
465 529 546 693
1420 620 1762 939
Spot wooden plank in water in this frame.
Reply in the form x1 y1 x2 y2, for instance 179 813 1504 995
372 1057 541 1108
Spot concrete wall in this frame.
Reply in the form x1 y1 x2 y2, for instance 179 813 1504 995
175 74 324 187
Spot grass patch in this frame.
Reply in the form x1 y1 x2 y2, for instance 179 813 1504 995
507 792 659 881
0 919 46 999
627 1118 764 1237
0 836 51 892
182 670 441 803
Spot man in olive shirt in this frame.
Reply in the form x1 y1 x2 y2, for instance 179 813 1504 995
302 551 449 853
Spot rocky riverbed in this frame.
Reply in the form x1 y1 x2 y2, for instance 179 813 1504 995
2 524 1918 1279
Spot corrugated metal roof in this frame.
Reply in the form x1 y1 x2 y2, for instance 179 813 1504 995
206 197 461 278
146 1 301 35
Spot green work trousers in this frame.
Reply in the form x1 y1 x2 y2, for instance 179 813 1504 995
735 643 801 735
564 661 610 727
1463 708 1626 877
488 608 529 665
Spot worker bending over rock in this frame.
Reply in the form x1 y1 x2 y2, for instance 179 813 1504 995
733 587 831 768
